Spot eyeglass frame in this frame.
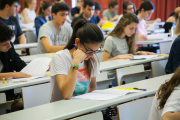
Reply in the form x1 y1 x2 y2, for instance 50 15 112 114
80 42 102 54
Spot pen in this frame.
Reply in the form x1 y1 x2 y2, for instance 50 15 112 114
74 44 77 50
133 87 147 91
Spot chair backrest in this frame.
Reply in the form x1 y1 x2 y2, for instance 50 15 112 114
21 83 50 109
0 100 14 115
0 93 6 103
151 59 168 77
120 70 151 85
70 112 103 120
116 64 144 86
117 96 154 120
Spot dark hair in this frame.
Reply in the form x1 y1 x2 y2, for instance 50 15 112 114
157 66 180 110
83 0 95 8
0 0 19 10
0 21 14 43
94 1 102 11
142 0 151 2
135 1 155 15
64 19 104 78
52 0 60 2
37 1 52 17
122 1 135 14
52 2 70 14
108 1 118 8
106 13 139 54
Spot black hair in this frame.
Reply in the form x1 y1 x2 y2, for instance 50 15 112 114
83 0 95 8
0 0 19 10
37 1 52 17
123 1 134 14
95 1 102 11
52 2 70 14
52 0 60 2
64 19 104 78
136 1 155 15
108 1 118 8
0 21 14 43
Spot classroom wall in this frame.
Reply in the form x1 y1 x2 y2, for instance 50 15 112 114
19 0 179 22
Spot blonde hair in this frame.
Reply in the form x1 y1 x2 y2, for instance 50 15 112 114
37 1 52 17
105 13 139 54
24 0 33 8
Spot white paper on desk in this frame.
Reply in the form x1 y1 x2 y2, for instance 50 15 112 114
21 57 52 77
20 23 34 30
73 89 139 101
133 55 158 59
11 77 40 83
147 22 156 31
147 33 169 40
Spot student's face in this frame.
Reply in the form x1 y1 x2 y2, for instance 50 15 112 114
77 0 84 8
43 6 52 16
0 40 12 52
53 11 68 26
75 38 101 60
8 2 18 16
28 0 37 10
124 22 138 37
125 5 134 13
16 4 21 14
110 5 119 12
84 5 95 19
142 9 154 20
94 10 100 17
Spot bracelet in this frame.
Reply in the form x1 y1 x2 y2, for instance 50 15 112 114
70 64 79 70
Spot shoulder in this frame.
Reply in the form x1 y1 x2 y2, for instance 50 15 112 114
103 9 108 13
106 36 116 41
53 49 71 61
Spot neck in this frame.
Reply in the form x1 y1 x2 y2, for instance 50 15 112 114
52 20 61 31
0 10 9 19
108 9 113 13
69 47 75 58
83 13 91 21
118 33 126 39
137 13 144 21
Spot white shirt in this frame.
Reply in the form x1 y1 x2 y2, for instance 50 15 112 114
22 8 36 23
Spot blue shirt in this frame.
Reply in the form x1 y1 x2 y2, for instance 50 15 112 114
165 35 180 74
71 13 97 28
35 15 53 38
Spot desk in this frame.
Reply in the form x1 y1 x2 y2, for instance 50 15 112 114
0 76 50 92
99 56 168 71
0 74 173 120
14 43 37 50
21 53 54 63
148 28 165 34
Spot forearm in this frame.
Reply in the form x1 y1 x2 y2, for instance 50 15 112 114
19 34 27 44
45 45 65 53
0 72 14 80
87 86 96 93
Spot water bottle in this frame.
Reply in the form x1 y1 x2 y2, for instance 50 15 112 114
171 24 176 39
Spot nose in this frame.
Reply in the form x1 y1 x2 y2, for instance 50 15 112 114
8 43 12 49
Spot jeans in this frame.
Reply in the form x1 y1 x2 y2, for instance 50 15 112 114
108 73 117 86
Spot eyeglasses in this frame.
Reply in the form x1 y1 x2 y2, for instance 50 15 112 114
81 42 102 54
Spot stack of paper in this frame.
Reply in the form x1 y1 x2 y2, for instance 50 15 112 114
73 89 139 101
133 55 158 60
11 57 52 83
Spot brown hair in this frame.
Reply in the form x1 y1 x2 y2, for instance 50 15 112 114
105 13 139 54
37 1 52 17
157 66 180 110
24 0 32 8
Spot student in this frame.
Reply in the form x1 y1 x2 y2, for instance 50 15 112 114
50 19 104 102
0 0 27 53
103 13 155 86
71 0 97 28
136 1 155 41
0 21 31 111
14 1 21 22
37 2 72 54
148 66 180 120
102 1 119 22
163 12 177 33
52 0 60 5
94 1 105 27
22 0 37 23
117 1 136 21
35 1 52 37
71 0 84 18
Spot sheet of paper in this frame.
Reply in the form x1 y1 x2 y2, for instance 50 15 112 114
93 89 139 95
21 57 52 77
147 22 156 31
20 23 35 30
133 55 158 59
147 33 170 40
10 77 40 83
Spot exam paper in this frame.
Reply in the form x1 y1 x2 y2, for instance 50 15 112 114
147 33 170 40
147 22 156 31
133 55 158 59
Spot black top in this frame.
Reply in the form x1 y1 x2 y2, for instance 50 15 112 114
0 42 26 72
165 35 180 74
71 7 80 17
0 16 23 44
71 13 97 28
163 22 175 33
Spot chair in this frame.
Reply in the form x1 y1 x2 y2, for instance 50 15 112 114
21 83 50 109
96 72 114 90
151 59 167 77
0 93 14 115
116 64 145 86
70 112 103 120
117 96 154 120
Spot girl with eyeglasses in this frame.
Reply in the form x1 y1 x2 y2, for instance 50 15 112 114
50 19 104 102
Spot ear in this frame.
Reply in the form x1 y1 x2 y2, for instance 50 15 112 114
5 4 10 10
52 13 56 19
75 38 80 45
